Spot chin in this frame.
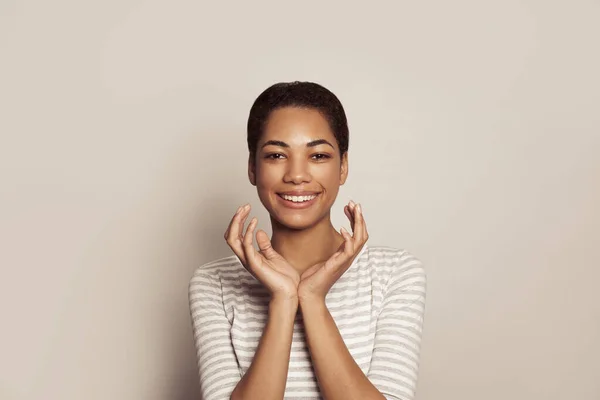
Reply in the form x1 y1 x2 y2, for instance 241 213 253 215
271 204 332 231
273 213 319 231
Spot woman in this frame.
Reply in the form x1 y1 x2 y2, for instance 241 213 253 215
189 81 426 400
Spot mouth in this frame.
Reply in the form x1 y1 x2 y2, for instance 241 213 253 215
276 192 321 209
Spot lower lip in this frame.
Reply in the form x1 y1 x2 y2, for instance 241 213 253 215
277 194 320 209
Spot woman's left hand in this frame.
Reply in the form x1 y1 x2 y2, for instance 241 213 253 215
298 201 369 304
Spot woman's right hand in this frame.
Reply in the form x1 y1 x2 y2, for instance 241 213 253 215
224 204 300 301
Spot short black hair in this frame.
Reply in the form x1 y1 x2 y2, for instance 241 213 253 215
247 81 349 160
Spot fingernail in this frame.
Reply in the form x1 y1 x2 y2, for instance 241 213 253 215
244 204 251 210
349 200 355 207
357 204 362 213
235 206 242 214
341 227 347 234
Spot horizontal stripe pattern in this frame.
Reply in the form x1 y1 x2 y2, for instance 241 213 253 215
188 245 426 400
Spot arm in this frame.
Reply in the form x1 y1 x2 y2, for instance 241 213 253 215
299 254 427 400
189 272 298 400
366 255 426 400
299 299 386 400
189 272 241 400
230 296 298 400
297 201 384 400
220 206 305 399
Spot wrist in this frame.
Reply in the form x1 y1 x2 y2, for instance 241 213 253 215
298 294 327 310
270 294 299 311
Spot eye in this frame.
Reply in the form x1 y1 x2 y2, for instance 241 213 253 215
311 153 331 161
265 153 286 160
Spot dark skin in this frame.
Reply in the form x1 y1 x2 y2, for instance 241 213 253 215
225 106 384 400
224 107 369 303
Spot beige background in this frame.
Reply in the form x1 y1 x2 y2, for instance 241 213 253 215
1 1 599 399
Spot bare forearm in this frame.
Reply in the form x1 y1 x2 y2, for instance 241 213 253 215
300 298 385 400
230 297 298 400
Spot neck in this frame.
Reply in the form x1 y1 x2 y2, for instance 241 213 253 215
269 214 345 276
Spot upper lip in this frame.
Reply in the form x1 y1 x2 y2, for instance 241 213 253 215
278 191 321 196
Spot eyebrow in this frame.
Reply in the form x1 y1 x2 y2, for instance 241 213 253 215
261 139 335 149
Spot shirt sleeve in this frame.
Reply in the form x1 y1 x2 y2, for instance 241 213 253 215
188 271 242 400
366 251 427 400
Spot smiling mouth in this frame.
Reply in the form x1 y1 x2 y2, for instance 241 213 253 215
277 193 321 203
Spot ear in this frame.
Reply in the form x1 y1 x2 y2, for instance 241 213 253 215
248 154 257 186
339 152 348 185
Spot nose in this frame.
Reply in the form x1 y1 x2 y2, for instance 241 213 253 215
283 158 312 185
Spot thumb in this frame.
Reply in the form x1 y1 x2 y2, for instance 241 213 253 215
301 263 322 280
255 230 279 259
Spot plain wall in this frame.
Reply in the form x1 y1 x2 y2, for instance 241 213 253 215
1 1 599 399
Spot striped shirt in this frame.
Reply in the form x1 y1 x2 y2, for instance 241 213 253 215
188 245 427 400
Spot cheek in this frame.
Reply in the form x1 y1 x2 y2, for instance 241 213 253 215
255 166 279 192
315 165 342 186
255 163 341 190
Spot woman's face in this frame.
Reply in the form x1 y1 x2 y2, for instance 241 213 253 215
249 107 348 230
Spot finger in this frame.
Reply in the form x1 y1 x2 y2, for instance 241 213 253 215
301 263 323 280
348 200 357 214
349 201 358 229
236 204 251 240
234 207 252 264
255 230 279 260
339 227 355 258
224 205 243 240
324 248 345 273
228 204 250 241
332 226 363 275
242 217 260 267
353 203 364 243
344 205 355 231
356 203 368 244
224 205 248 264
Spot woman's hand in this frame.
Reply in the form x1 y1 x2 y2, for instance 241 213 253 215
224 204 300 302
298 201 369 304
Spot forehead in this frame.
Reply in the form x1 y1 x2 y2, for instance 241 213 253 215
261 107 337 148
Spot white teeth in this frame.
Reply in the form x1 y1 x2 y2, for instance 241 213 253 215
281 194 317 203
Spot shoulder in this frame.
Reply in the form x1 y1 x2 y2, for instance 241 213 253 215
363 244 427 286
188 254 248 290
